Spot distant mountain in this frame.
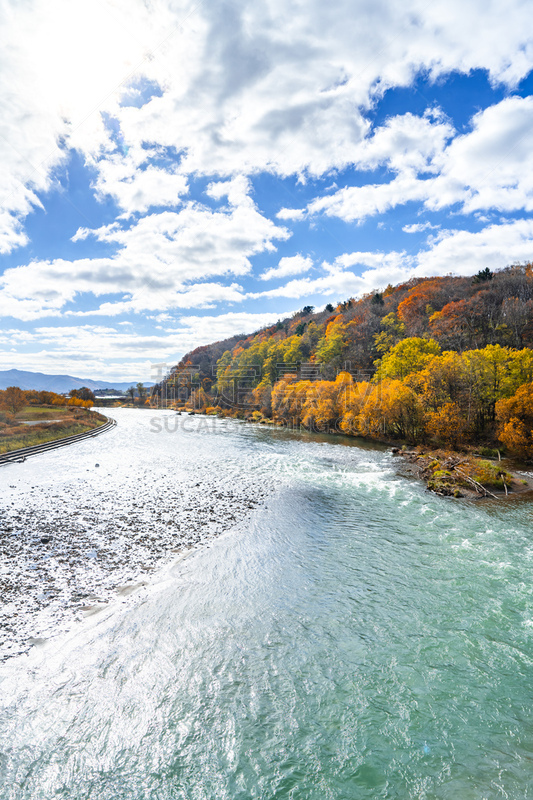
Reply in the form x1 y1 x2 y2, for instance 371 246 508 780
0 368 153 393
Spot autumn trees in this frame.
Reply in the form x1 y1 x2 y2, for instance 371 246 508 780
152 263 533 457
376 337 441 380
425 403 470 449
258 342 533 455
315 315 345 376
69 387 95 403
0 386 95 417
0 386 26 415
159 264 533 409
66 397 94 408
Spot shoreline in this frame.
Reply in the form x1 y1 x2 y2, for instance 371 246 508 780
0 408 108 457
200 409 533 501
169 406 533 502
0 415 114 463
202 409 533 501
0 480 269 662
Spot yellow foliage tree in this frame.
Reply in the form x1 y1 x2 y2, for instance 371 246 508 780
408 351 467 413
373 313 406 355
189 386 210 411
272 377 310 425
339 381 371 435
376 337 441 380
315 316 346 367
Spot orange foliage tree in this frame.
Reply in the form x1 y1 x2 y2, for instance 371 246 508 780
425 402 471 448
496 382 533 458
301 372 353 431
430 294 496 350
67 397 93 408
397 278 453 335
338 381 372 435
271 377 310 425
0 386 26 415
251 383 273 416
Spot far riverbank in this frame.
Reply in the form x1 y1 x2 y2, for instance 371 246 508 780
0 405 107 455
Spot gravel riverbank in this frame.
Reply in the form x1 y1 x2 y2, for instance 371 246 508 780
0 412 272 660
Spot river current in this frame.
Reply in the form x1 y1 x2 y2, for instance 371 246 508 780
1 409 533 798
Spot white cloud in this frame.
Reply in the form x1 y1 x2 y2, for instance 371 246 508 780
92 157 189 215
354 110 454 173
1 192 289 319
167 311 294 343
430 96 533 214
277 109 454 222
305 174 429 223
0 311 291 380
0 325 180 381
324 251 409 273
402 222 439 233
86 199 289 282
259 254 313 281
253 218 533 301
0 0 173 252
113 0 533 184
205 175 255 208
4 0 533 234
414 218 533 276
81 283 247 316
252 250 410 300
1 0 533 251
276 208 306 221
300 96 533 223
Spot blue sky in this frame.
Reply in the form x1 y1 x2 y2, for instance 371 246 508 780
1 0 533 381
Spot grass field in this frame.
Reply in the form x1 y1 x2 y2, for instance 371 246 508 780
16 405 74 420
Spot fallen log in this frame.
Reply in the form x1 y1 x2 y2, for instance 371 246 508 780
455 467 498 499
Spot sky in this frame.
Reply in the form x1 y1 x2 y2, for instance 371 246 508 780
1 0 533 382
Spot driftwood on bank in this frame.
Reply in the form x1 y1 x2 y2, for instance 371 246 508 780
454 467 499 499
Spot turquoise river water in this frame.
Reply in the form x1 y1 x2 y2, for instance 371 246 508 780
1 410 533 799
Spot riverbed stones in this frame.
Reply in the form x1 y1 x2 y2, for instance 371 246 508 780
0 464 270 661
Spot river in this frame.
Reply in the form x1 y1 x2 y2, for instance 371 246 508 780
1 409 533 798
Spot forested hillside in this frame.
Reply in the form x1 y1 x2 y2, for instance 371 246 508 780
153 264 533 458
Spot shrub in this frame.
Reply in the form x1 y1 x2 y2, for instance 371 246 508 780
478 446 500 458
470 460 512 490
